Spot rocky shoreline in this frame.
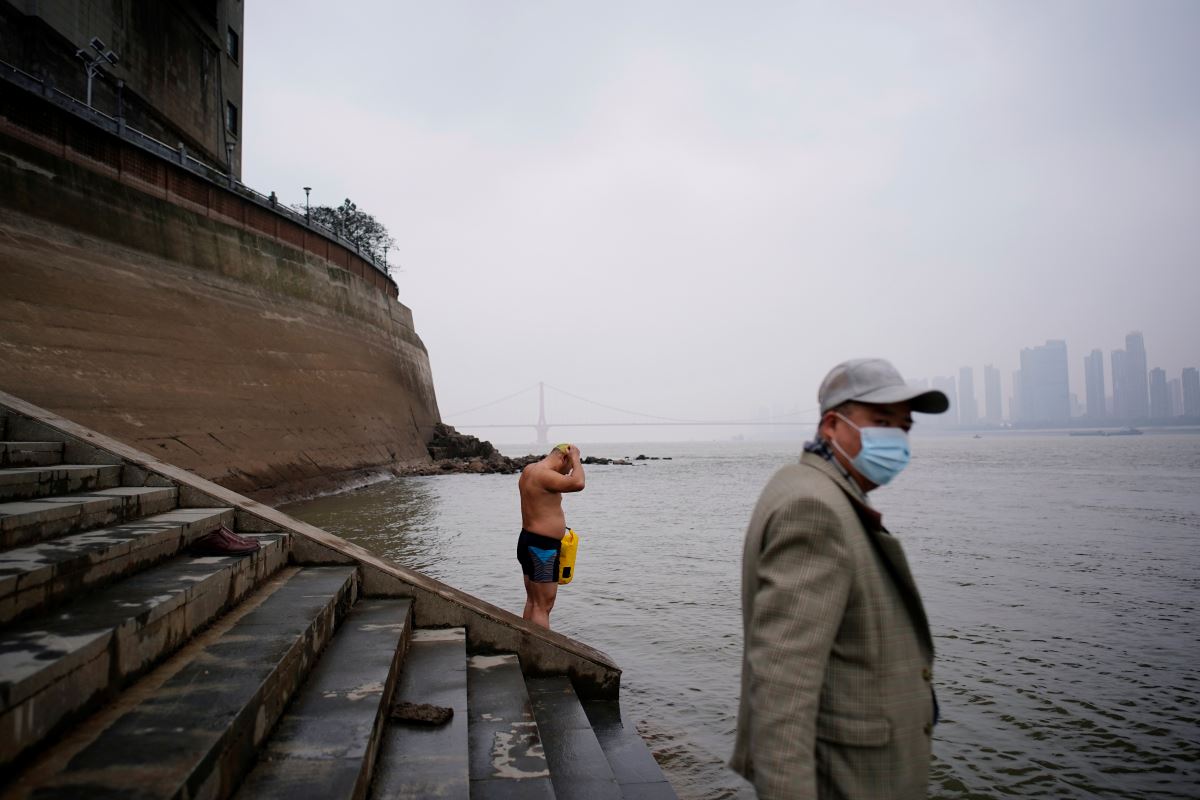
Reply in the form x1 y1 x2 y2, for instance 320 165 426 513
403 424 670 476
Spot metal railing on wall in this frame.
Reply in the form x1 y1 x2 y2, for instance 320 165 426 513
0 58 397 297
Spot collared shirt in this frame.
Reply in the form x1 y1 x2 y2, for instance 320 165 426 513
802 437 881 527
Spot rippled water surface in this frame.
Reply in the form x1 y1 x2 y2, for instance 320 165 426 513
281 432 1200 799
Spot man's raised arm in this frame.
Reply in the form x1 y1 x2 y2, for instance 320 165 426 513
539 445 585 493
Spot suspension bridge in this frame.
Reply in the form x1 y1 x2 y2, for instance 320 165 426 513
446 382 818 446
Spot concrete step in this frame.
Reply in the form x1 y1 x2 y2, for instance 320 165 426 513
467 653 554 800
0 464 122 503
370 627 470 800
0 534 287 769
0 442 65 468
8 565 358 799
582 700 677 799
0 507 238 626
0 486 178 549
235 598 414 800
528 677 622 800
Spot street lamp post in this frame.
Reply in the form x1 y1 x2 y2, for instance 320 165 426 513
303 187 312 223
75 37 119 108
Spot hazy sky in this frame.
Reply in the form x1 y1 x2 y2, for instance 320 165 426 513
243 1 1199 439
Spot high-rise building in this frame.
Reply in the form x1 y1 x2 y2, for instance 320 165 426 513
1149 368 1169 419
1111 350 1128 420
1010 370 1022 422
958 367 978 426
1169 378 1184 418
983 364 1002 424
1125 332 1150 420
1018 340 1070 424
932 376 958 425
1183 368 1200 418
1084 349 1105 420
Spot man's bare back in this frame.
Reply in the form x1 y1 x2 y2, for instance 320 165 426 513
519 445 584 538
516 444 585 629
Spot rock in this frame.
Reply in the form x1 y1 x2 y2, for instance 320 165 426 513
582 455 638 466
387 424 545 476
426 423 497 461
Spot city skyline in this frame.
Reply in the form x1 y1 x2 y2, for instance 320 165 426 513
915 328 1198 425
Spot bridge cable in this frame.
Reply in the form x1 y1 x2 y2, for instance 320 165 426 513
446 383 541 419
543 383 736 424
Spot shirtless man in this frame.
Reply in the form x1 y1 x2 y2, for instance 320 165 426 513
517 443 585 629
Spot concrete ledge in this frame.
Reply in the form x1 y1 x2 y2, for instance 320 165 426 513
468 653 554 799
0 495 119 542
0 464 121 501
0 536 288 768
372 627 470 799
19 565 356 798
0 506 237 626
234 598 413 800
0 486 178 549
0 389 622 698
0 442 63 468
528 676 623 800
582 699 678 798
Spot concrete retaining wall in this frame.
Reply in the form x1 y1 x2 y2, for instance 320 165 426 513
0 121 441 501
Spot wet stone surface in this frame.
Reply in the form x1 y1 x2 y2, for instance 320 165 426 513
467 653 553 798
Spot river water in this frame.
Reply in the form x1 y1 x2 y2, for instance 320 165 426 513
280 432 1200 799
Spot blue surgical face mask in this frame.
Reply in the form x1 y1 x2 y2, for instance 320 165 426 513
832 413 911 486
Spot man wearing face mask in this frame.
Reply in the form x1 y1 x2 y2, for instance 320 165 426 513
731 358 949 800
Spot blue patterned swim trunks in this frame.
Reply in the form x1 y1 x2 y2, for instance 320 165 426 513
516 528 562 583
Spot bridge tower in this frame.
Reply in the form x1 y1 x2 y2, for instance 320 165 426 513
535 382 549 446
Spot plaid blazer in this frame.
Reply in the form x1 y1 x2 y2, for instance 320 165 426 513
730 451 935 800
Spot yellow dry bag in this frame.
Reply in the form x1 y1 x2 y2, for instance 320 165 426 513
558 528 579 585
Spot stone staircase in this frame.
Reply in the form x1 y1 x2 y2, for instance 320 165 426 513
0 397 675 799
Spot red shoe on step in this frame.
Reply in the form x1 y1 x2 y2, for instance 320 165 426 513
191 524 261 556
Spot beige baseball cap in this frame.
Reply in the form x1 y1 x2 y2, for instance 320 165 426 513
818 358 949 414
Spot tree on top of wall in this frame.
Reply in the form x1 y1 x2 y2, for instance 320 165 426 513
294 198 396 264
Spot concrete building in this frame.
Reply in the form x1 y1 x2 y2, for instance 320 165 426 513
983 364 1002 424
1124 332 1150 420
1149 367 1169 419
958 367 978 426
932 376 958 425
1180 369 1200 419
0 0 245 175
1018 340 1070 424
1010 370 1022 423
1169 378 1183 418
1183 368 1200 418
1084 349 1106 420
1111 349 1128 420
